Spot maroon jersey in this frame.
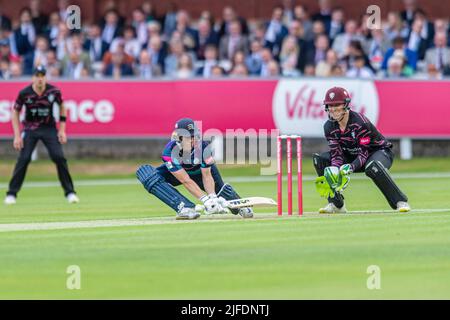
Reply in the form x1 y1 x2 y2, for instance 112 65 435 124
13 83 63 130
324 110 392 171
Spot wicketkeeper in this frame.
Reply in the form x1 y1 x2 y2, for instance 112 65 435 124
313 86 410 213
136 118 253 220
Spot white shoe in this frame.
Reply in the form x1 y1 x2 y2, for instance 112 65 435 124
319 202 347 214
397 201 411 212
176 207 201 220
238 207 254 218
4 195 16 205
67 193 80 204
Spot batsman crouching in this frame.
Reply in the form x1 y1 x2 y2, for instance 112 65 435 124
137 118 253 220
313 86 410 213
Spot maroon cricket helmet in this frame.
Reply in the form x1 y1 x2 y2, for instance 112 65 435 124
323 87 351 106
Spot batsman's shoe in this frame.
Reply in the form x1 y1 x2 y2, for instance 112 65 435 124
67 193 80 204
176 207 201 220
238 207 254 218
396 201 411 213
4 195 16 205
319 202 347 214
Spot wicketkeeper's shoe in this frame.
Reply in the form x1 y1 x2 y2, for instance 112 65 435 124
4 195 16 205
396 201 411 213
319 202 347 214
176 207 201 220
238 207 254 218
67 193 80 204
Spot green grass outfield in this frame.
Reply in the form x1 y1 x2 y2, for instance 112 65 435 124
0 158 450 299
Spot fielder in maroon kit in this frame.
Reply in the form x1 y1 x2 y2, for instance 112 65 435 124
313 86 410 213
4 65 79 205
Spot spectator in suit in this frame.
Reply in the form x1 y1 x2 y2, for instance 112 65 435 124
23 35 49 75
195 18 219 60
332 19 365 58
281 0 295 26
99 0 126 28
165 38 191 77
162 2 178 39
287 20 311 72
30 0 48 35
219 20 249 61
13 8 36 56
400 0 419 27
311 0 333 33
54 21 71 60
424 32 450 75
259 47 276 76
146 35 166 74
365 28 391 71
384 11 409 42
61 34 91 79
264 6 289 59
433 19 449 44
173 10 198 53
306 34 330 68
101 9 122 48
218 6 249 38
104 51 134 78
293 5 313 41
46 49 61 78
83 24 109 63
311 20 327 42
245 40 263 75
132 8 149 48
196 44 219 78
328 7 345 45
0 8 12 31
136 49 162 78
406 18 428 60
382 36 418 71
413 9 435 49
44 12 61 50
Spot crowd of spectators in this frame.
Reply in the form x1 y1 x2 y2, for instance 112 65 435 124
0 0 449 80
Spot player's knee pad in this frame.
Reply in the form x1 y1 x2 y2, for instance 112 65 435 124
136 165 195 212
365 160 408 209
313 153 330 176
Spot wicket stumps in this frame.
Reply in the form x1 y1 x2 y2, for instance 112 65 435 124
277 135 303 216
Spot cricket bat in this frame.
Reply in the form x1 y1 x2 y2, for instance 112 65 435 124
225 197 277 209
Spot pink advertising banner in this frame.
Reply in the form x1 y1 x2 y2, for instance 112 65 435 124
0 80 449 138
